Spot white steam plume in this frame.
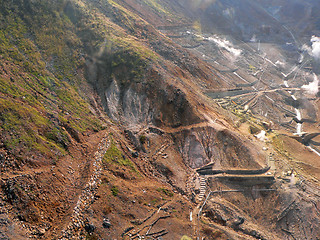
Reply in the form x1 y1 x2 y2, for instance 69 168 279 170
207 35 242 57
186 0 217 10
301 44 312 55
311 35 320 60
302 73 319 95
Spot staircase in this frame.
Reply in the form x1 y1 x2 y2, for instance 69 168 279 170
198 176 207 201
185 172 207 202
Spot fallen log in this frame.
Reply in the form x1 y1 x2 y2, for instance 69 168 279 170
154 231 169 238
146 215 171 235
146 229 167 236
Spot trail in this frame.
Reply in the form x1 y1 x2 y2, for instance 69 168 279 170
308 146 320 157
59 133 110 239
228 87 302 99
281 66 298 79
153 121 225 134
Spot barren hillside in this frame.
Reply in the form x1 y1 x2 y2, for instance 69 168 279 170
1 0 320 239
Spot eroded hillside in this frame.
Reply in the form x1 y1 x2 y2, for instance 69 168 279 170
1 0 320 239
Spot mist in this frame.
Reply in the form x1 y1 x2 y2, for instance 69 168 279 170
311 35 320 60
302 73 319 95
178 0 216 10
207 36 242 57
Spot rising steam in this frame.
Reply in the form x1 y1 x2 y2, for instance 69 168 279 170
311 35 320 60
302 73 319 95
207 36 242 57
183 0 217 10
301 36 320 60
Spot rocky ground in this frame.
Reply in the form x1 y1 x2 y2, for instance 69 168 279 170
1 0 320 239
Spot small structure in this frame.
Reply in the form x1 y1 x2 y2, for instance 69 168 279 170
196 164 274 186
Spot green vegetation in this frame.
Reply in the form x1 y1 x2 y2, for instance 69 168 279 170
271 134 290 158
107 48 150 85
193 20 202 33
248 64 257 71
249 125 261 135
0 98 67 158
111 186 119 196
103 141 123 163
181 236 192 240
139 135 147 144
0 0 107 164
142 0 171 16
0 0 166 165
150 198 158 205
103 140 137 172
0 68 102 161
156 188 174 197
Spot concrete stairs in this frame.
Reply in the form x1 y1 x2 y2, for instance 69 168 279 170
198 176 207 201
185 172 207 202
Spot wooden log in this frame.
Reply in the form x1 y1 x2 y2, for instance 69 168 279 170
146 229 167 236
154 231 169 238
145 215 171 235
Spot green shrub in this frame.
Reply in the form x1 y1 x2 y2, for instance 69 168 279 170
139 135 146 144
103 140 137 172
181 236 192 240
156 188 173 197
111 186 119 196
